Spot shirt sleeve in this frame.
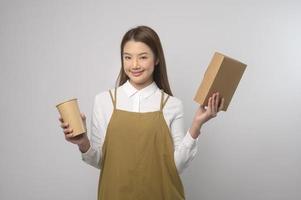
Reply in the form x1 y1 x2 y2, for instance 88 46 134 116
81 94 105 169
171 100 198 174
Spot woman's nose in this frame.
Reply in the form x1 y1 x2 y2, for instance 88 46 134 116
132 58 138 67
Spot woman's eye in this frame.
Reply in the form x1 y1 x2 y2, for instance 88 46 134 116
140 56 148 59
124 56 131 60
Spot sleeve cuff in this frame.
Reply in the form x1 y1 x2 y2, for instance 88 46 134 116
183 131 198 148
81 145 93 160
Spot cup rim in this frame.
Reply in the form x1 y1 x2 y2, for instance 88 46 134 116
56 98 78 108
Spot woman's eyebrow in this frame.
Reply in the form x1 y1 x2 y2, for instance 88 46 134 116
123 52 149 56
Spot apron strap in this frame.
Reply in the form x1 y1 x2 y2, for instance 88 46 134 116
160 89 170 111
108 88 117 109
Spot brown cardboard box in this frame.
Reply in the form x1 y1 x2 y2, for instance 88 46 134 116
194 52 247 111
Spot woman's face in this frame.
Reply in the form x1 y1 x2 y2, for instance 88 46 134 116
123 40 158 90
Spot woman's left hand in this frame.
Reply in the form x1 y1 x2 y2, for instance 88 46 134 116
189 92 224 138
194 92 224 126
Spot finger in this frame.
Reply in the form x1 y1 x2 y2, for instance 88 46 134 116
214 93 219 113
213 94 217 111
200 105 206 112
65 132 74 139
210 94 217 115
208 97 212 112
61 123 69 129
63 128 73 135
81 113 86 120
216 93 220 107
59 117 64 123
218 98 225 111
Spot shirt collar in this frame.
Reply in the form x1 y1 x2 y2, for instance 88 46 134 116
122 80 159 99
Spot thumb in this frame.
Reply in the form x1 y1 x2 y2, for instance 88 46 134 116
81 113 86 121
199 105 206 112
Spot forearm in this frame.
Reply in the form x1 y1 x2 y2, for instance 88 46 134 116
174 131 198 174
80 140 102 169
189 121 203 139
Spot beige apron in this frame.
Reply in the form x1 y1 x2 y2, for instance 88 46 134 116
97 87 185 200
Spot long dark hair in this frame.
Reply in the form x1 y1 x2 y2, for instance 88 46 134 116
115 25 173 96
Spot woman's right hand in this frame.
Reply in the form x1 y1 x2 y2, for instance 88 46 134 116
59 113 89 146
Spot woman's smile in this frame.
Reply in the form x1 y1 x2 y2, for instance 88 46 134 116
131 70 144 77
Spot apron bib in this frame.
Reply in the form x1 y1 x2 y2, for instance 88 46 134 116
97 87 185 200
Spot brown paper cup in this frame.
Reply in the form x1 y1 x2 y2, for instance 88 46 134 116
56 98 86 137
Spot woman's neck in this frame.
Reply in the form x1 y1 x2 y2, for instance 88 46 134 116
129 79 154 90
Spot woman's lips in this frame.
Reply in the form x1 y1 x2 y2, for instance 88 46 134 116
131 70 144 77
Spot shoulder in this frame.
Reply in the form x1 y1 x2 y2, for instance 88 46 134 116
93 86 120 107
165 94 183 107
162 92 184 117
94 85 123 100
94 90 110 104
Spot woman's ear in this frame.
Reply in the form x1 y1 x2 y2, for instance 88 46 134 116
155 59 159 66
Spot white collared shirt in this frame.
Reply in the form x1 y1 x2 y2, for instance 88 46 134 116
81 80 198 174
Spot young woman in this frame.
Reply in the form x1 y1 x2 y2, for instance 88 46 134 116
59 25 224 200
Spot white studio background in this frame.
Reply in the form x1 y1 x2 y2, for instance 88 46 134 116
1 0 300 200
